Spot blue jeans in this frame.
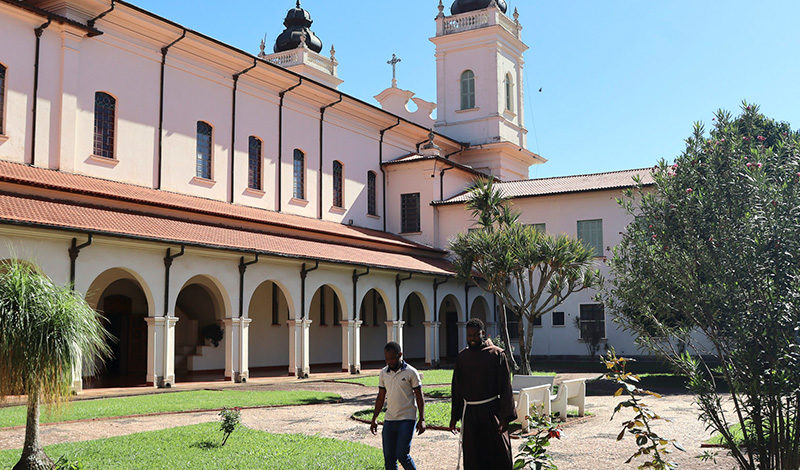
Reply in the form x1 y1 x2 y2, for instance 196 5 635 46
382 419 417 470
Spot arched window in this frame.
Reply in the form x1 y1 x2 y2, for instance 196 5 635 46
460 70 475 110
367 171 377 216
332 160 343 208
248 136 262 190
93 92 116 159
196 121 213 179
293 149 305 199
0 64 6 135
504 73 514 112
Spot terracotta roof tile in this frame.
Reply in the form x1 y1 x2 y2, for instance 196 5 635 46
434 168 655 205
0 192 454 276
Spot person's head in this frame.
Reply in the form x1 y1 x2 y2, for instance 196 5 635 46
466 318 486 349
384 341 403 369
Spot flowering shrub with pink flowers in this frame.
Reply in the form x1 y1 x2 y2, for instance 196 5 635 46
513 404 562 470
605 102 800 469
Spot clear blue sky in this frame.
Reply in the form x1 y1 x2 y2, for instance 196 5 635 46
129 0 800 179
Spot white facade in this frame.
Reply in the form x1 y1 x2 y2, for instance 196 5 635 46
0 0 654 390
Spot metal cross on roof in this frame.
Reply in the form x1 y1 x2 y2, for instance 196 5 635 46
387 53 401 87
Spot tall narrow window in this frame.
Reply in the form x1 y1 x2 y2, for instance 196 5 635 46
504 73 514 112
460 70 475 110
401 192 421 233
293 149 305 199
271 283 279 325
332 160 343 208
577 219 604 257
367 171 377 216
0 64 6 135
248 136 262 190
93 92 116 159
196 121 212 179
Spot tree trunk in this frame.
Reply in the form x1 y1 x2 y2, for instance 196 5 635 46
499 304 517 371
517 310 531 375
13 393 52 470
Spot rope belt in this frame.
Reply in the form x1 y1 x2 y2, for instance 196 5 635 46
456 396 499 470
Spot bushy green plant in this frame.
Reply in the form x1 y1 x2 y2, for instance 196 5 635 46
218 407 241 446
52 456 84 470
513 404 561 470
201 324 224 348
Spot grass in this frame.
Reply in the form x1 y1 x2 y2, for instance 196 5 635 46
706 423 744 446
337 369 554 388
0 422 383 469
354 402 454 428
0 390 340 428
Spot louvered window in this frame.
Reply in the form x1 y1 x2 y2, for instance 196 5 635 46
460 70 475 110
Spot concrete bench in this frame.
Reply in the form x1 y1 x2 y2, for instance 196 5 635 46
511 375 556 430
550 378 586 419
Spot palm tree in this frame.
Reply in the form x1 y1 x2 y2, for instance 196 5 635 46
0 259 110 470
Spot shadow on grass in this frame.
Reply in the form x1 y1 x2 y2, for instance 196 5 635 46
191 440 222 450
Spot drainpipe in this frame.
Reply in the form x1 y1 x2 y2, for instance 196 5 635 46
318 95 343 219
87 0 115 29
439 147 464 200
415 137 429 154
378 120 401 231
395 273 413 322
433 277 448 322
163 245 185 317
299 261 319 319
277 78 303 212
30 18 51 166
156 29 186 189
67 234 93 289
237 254 259 317
229 59 258 203
352 267 370 321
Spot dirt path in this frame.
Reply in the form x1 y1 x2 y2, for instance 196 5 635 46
0 381 737 469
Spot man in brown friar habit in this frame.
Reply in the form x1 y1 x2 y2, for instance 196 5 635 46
448 318 517 470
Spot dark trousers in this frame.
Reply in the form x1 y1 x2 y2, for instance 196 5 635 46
382 419 417 470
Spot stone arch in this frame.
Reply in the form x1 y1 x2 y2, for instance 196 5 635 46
84 267 153 387
360 287 390 364
439 293 463 363
470 295 490 322
308 284 346 369
247 280 291 373
402 291 428 360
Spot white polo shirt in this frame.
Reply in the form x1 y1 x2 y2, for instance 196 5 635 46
378 362 422 421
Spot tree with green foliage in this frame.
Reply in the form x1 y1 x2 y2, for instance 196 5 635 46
606 103 800 469
0 259 110 470
450 179 602 374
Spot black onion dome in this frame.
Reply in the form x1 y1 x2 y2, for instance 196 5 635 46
273 1 323 53
450 0 508 15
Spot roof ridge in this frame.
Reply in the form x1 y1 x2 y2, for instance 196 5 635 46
500 167 654 184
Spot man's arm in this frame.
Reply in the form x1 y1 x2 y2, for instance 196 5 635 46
370 388 386 435
413 387 426 435
449 360 462 434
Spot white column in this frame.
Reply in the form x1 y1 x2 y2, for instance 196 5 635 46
288 319 312 378
70 349 83 393
146 316 179 388
53 31 82 171
341 320 362 374
423 321 441 367
385 320 405 351
224 318 251 383
457 321 467 351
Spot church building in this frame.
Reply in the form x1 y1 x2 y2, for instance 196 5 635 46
0 0 653 390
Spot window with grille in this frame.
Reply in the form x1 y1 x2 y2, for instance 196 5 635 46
460 70 475 110
579 304 606 341
577 219 603 257
248 136 262 190
293 149 305 199
93 92 116 159
196 121 212 179
367 171 377 216
552 311 565 327
401 193 420 233
0 64 6 135
504 73 514 112
333 160 343 208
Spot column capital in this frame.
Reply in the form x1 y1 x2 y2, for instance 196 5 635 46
423 321 441 328
287 319 313 327
385 320 406 327
145 316 179 326
340 320 363 327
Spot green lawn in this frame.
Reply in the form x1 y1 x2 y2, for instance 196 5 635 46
354 401 454 428
706 422 744 446
0 390 340 428
337 369 554 388
0 422 382 469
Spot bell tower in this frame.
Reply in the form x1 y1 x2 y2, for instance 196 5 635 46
431 0 543 181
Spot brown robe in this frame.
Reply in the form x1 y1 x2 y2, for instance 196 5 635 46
451 339 517 470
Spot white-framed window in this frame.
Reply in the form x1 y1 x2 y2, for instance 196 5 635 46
579 304 606 340
196 121 213 179
248 136 262 190
504 73 514 112
93 92 116 159
460 70 475 110
577 219 603 257
333 160 344 208
293 149 305 199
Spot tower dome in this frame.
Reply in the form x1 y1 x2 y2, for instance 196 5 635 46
450 0 508 15
274 1 323 54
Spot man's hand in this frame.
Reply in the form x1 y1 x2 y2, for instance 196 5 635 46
370 419 378 435
448 419 459 435
416 419 426 435
497 419 508 434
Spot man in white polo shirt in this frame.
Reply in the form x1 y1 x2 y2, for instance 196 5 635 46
370 341 426 470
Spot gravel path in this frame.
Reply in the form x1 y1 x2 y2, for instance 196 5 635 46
0 380 738 469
